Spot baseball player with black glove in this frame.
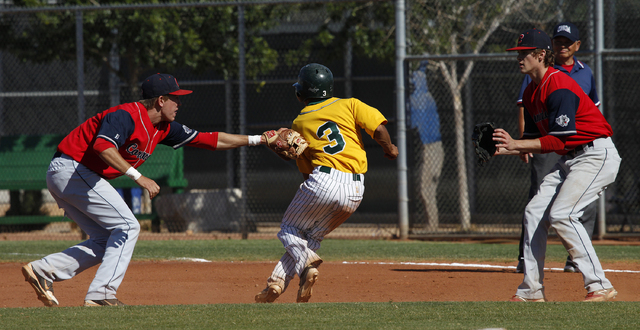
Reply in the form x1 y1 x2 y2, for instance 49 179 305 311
255 63 398 303
495 29 620 302
22 73 274 307
514 22 601 274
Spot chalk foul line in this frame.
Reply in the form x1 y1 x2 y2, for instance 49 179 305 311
340 261 640 273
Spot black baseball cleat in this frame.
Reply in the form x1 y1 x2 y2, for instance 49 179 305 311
84 299 127 307
22 263 59 307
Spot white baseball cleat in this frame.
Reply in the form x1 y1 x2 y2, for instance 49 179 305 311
22 263 59 307
255 284 282 303
583 288 617 302
297 265 319 303
509 295 546 302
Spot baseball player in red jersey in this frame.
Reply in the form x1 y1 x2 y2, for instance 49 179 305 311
22 73 270 307
515 22 601 274
493 29 621 302
255 63 398 303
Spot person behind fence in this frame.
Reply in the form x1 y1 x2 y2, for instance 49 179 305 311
494 28 620 302
21 73 272 307
409 61 443 229
254 63 398 303
514 22 600 274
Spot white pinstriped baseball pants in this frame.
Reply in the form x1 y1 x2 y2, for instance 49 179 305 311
516 137 621 299
265 166 364 292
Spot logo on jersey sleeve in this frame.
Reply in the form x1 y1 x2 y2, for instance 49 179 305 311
555 115 570 127
126 143 151 160
182 125 193 134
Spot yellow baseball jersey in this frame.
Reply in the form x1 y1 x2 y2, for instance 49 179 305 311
292 97 387 174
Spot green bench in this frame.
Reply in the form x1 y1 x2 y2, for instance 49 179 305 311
0 134 188 228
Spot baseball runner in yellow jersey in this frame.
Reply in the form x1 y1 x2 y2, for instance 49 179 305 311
255 63 398 303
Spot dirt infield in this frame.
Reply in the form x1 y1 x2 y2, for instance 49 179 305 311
3 259 639 308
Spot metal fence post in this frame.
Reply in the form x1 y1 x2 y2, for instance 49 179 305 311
395 0 409 239
595 0 606 239
76 10 87 240
76 10 85 125
237 5 249 239
225 78 235 189
0 51 4 135
344 37 352 98
109 29 120 107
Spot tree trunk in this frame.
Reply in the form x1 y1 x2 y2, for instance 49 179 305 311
439 59 472 231
452 89 471 230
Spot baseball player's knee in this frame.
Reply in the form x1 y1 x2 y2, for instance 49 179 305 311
109 220 140 243
278 226 305 245
127 221 141 239
547 207 577 225
549 215 584 240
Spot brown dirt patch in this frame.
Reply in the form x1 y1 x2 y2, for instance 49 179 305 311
3 260 639 308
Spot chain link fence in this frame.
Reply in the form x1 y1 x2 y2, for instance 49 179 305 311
0 0 638 240
404 0 640 237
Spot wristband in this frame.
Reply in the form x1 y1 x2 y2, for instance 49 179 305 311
125 167 142 181
248 135 262 146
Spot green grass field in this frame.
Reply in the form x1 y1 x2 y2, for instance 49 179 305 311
1 239 639 329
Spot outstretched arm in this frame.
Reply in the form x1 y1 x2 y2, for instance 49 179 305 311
187 131 269 151
373 124 399 160
215 132 265 150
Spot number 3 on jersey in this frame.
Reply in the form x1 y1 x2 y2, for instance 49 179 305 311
317 121 345 155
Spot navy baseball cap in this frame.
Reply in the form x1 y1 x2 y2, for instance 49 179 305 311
553 22 580 42
141 73 192 99
507 29 552 51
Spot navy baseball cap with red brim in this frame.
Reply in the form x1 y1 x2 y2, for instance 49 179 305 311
507 29 552 51
141 73 193 99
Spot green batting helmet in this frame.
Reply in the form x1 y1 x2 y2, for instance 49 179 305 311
293 63 333 101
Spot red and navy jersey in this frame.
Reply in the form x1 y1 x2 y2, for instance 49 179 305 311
57 102 198 179
522 68 612 155
517 56 600 107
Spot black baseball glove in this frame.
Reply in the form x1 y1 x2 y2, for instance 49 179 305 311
471 122 497 166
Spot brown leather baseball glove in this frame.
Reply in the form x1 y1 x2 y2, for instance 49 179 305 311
263 129 308 160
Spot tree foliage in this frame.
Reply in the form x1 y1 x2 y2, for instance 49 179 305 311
0 0 287 92
283 1 396 67
408 0 521 56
